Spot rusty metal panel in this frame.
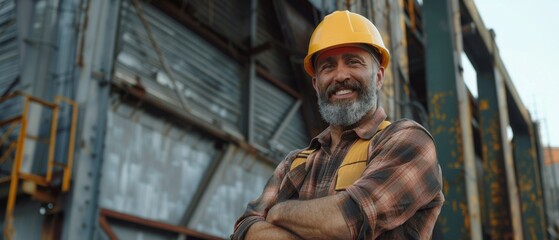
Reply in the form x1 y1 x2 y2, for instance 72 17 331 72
424 0 482 238
99 102 221 225
114 1 243 129
513 131 548 240
187 145 275 238
477 68 514 238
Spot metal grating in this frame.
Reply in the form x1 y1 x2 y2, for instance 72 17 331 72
114 1 243 128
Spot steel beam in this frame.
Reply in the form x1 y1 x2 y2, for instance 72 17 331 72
424 0 482 238
513 130 548 240
477 68 514 238
62 0 121 239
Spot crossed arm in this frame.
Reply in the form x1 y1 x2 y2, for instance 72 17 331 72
244 194 352 240
234 123 442 240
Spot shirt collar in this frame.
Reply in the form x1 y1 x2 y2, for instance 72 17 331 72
308 107 387 149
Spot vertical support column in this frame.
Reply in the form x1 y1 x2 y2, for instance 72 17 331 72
423 0 482 238
513 129 548 240
477 67 514 239
477 68 514 238
245 0 258 145
62 0 120 239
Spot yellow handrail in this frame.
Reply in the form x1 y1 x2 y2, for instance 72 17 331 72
0 93 79 240
55 96 79 192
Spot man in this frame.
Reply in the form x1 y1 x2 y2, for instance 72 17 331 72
231 10 443 239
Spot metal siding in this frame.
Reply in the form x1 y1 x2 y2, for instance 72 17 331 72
275 109 309 154
188 0 248 45
115 2 242 127
11 200 44 240
106 223 177 240
0 0 18 98
0 0 17 86
253 75 309 158
255 2 293 84
188 145 275 238
100 103 220 225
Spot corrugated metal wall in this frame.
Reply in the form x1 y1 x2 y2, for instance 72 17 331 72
188 144 275 238
100 102 220 225
115 1 243 129
99 1 312 238
0 0 19 117
255 1 294 85
0 0 17 94
187 0 249 45
253 74 309 159
113 1 310 159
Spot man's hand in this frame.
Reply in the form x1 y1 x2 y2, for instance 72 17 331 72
245 221 302 240
266 194 353 239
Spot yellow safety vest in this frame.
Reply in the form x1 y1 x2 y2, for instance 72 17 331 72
290 121 391 190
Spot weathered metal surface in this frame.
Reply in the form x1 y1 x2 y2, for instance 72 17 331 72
424 0 482 238
513 131 548 240
100 103 219 224
63 0 120 238
253 75 306 156
187 144 275 238
0 0 18 98
116 1 243 128
99 208 221 240
477 68 514 238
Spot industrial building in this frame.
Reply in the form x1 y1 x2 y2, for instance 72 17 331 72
0 0 556 239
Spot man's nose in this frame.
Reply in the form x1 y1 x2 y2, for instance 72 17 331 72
333 64 351 83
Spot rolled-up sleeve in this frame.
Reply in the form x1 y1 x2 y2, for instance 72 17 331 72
231 151 297 240
338 122 443 238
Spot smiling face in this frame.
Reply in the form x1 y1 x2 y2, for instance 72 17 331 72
312 45 384 127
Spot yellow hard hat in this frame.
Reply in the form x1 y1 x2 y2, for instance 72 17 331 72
304 10 391 76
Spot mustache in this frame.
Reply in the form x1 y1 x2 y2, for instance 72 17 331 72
325 80 364 97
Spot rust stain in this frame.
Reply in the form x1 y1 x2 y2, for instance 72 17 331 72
460 202 470 230
430 91 453 122
443 178 450 195
479 99 490 110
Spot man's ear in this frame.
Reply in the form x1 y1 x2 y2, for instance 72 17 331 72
312 76 318 92
376 67 385 89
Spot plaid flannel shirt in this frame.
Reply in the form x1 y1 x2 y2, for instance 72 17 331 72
232 107 444 239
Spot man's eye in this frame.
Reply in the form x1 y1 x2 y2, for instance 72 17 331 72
320 64 334 71
348 59 361 65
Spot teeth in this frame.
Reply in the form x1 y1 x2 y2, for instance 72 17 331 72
335 89 352 95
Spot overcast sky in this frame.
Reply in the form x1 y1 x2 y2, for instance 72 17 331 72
463 0 559 147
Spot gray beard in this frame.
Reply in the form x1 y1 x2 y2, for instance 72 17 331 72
317 79 378 127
